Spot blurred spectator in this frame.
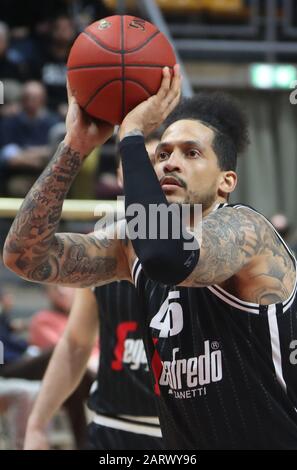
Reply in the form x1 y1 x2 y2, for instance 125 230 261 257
0 81 22 118
1 1 110 32
270 213 297 258
0 81 60 196
71 0 112 29
1 1 67 32
32 16 77 113
29 285 99 373
0 81 59 147
0 286 95 448
0 288 30 365
29 286 75 350
0 22 27 81
95 139 122 200
270 213 291 242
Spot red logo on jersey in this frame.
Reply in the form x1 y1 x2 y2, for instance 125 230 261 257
151 338 162 396
111 322 138 371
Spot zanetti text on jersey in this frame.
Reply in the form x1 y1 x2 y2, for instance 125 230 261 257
159 340 223 398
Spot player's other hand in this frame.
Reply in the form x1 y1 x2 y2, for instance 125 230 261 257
64 80 114 156
119 64 181 140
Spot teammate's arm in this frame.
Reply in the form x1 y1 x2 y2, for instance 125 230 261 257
24 288 98 450
3 85 131 287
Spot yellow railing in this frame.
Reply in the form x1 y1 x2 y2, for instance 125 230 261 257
0 198 123 220
103 0 244 14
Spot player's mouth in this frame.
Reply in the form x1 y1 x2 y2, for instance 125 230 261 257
160 176 184 191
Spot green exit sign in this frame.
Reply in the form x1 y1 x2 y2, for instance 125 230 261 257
250 64 297 89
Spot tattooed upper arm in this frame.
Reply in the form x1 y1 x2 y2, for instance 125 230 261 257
180 206 295 293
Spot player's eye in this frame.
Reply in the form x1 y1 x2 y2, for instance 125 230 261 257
158 152 170 161
187 149 201 158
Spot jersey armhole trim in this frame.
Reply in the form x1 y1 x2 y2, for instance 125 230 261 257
132 257 142 287
208 204 297 314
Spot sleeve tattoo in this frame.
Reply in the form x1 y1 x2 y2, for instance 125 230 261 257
3 143 119 287
181 207 295 303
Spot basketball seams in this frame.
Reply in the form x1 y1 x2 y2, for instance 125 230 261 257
83 79 151 111
68 64 174 71
83 31 121 53
82 29 160 55
67 64 121 71
123 79 151 96
83 79 121 109
125 31 160 53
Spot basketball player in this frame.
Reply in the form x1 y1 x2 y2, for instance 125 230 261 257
24 284 163 450
24 136 163 450
4 65 297 449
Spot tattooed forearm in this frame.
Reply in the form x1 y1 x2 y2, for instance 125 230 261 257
3 143 120 287
23 233 118 286
182 207 295 304
4 143 83 248
4 141 82 259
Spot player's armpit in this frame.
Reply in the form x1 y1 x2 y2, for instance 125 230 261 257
179 207 295 298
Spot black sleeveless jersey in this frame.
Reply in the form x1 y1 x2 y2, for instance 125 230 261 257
88 281 159 418
131 204 297 449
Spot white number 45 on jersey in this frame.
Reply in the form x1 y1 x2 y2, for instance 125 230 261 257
149 291 183 338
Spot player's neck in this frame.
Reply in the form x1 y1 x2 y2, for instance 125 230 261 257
188 197 227 227
203 197 227 218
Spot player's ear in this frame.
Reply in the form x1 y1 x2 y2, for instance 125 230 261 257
218 171 237 197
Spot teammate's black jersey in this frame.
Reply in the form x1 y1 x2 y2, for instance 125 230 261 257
132 203 297 450
88 281 159 418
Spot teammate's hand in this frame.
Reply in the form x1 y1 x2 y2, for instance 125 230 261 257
64 80 114 155
119 64 181 140
24 426 49 450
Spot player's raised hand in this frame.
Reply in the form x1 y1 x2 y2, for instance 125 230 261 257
119 64 181 140
64 80 114 155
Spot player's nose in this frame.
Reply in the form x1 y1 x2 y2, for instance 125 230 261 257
163 152 182 173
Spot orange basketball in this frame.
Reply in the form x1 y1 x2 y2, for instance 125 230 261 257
67 15 176 124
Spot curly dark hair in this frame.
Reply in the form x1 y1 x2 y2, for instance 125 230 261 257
164 92 250 171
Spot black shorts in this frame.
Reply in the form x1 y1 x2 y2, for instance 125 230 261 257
87 422 165 450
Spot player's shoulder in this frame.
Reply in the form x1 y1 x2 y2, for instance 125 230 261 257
203 202 287 259
223 204 296 264
205 202 269 230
